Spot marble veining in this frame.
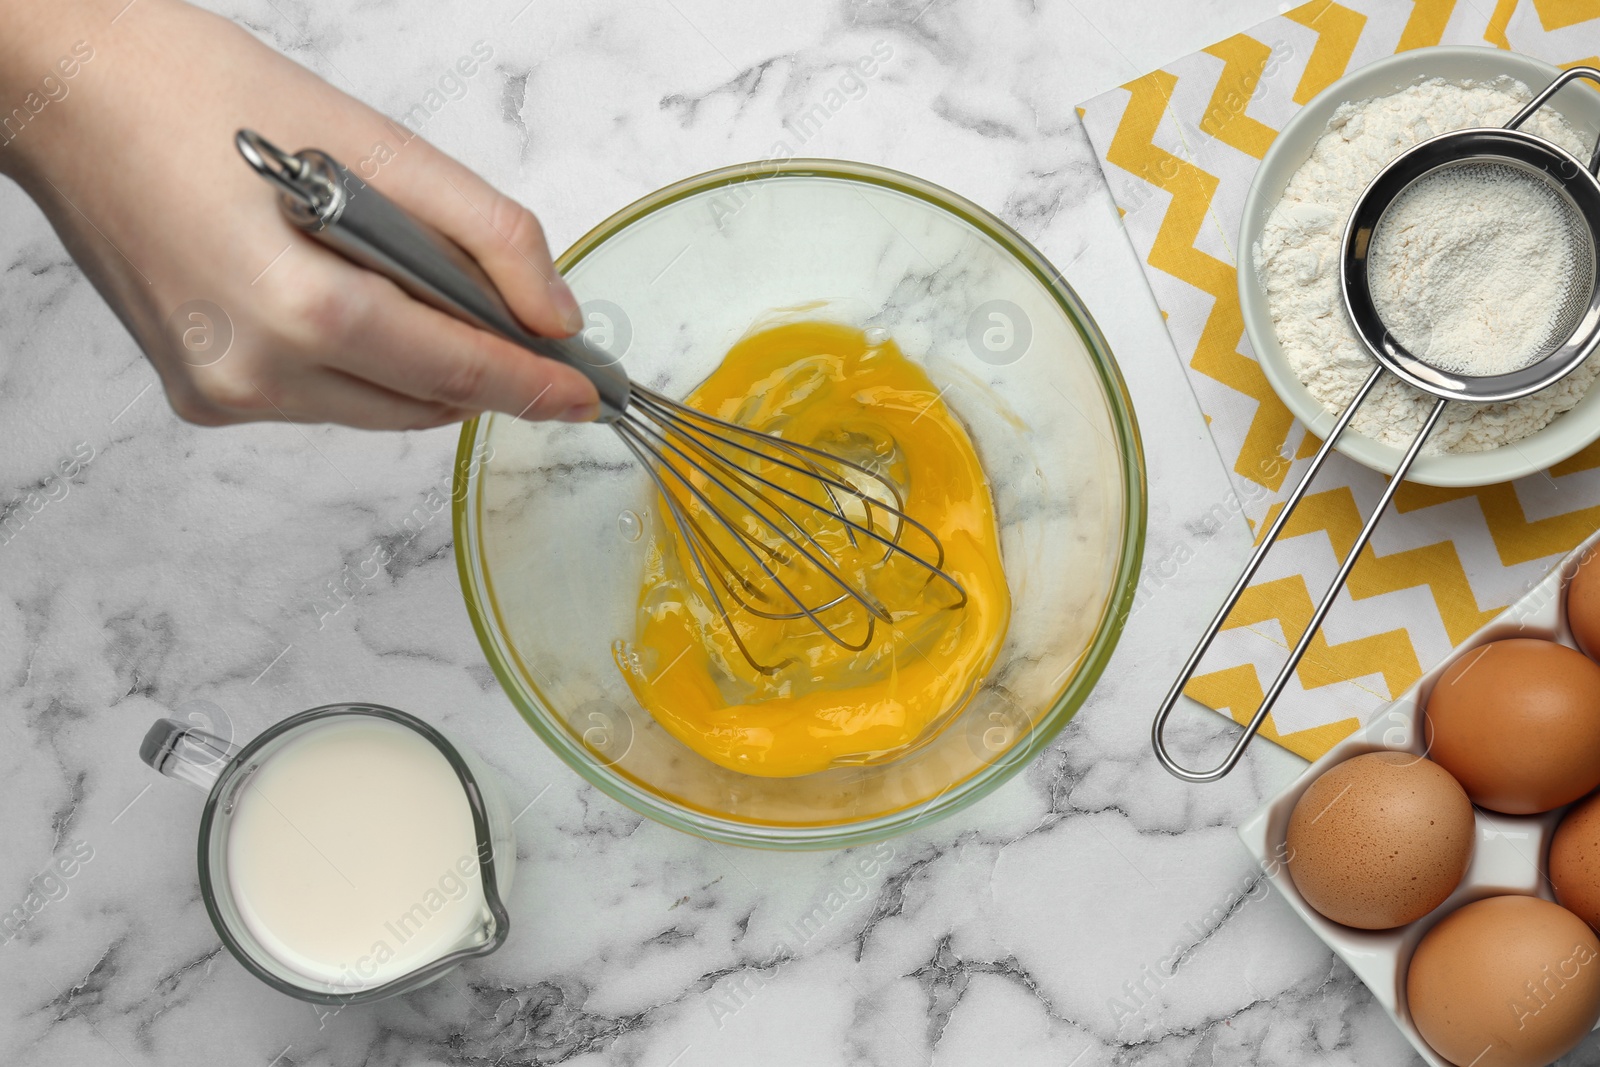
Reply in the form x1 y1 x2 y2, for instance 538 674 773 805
0 0 1512 1064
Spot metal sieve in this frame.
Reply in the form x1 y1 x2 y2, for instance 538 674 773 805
1361 158 1593 375
1154 66 1600 783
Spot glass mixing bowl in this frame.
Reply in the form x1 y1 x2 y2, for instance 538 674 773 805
453 159 1145 848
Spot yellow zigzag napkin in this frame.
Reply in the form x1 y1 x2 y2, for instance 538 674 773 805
1079 0 1600 760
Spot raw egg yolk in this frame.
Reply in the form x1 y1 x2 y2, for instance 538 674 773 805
615 321 1010 777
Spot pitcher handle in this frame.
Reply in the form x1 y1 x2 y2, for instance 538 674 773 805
140 718 240 793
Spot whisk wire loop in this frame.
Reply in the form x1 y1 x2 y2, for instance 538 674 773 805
614 430 796 676
610 383 972 674
614 418 878 672
617 413 889 625
629 386 968 606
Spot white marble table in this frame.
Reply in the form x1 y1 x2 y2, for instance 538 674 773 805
0 0 1478 1063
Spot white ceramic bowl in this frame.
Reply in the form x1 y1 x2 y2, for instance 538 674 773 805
1239 528 1600 1066
1239 46 1600 487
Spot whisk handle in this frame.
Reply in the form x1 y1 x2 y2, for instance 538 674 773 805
234 129 631 421
1151 370 1445 782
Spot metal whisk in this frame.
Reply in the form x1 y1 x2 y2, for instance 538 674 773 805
236 132 967 673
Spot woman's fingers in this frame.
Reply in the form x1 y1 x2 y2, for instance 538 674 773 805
333 143 604 421
379 144 583 342
168 361 471 430
319 269 601 422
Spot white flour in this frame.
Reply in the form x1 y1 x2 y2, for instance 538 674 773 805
1369 162 1586 377
1256 77 1598 454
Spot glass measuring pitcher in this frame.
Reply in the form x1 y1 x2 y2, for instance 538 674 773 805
141 703 513 1004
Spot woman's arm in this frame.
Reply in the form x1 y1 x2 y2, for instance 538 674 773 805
0 0 599 429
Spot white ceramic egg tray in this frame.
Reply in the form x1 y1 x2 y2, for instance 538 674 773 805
1239 527 1600 1067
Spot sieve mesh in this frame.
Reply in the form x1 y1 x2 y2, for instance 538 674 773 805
1367 158 1596 375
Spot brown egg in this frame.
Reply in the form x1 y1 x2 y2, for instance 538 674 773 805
1424 639 1600 814
1552 791 1600 932
1286 751 1474 930
1566 549 1600 659
1407 895 1600 1067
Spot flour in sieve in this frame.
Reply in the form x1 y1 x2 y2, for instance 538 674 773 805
1369 162 1587 377
1256 77 1599 454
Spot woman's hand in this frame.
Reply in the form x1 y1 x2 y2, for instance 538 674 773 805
0 0 600 429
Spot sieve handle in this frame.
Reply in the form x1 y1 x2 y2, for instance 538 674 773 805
1506 65 1600 176
1151 370 1448 782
